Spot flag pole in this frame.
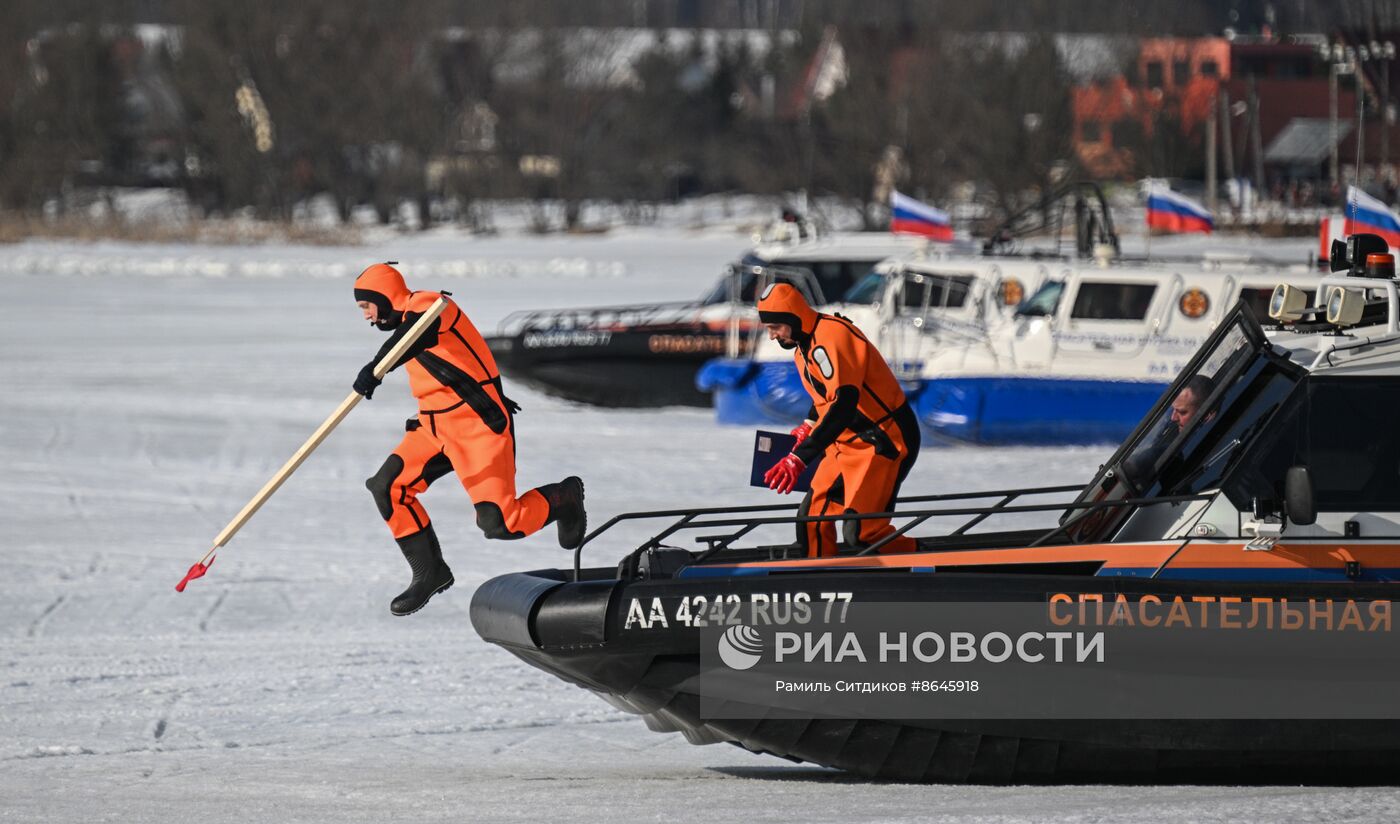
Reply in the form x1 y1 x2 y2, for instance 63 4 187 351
1351 69 1365 237
1144 180 1152 261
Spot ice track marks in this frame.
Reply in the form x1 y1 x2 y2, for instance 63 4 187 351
26 595 66 638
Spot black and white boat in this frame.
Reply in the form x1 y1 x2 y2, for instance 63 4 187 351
486 231 927 407
474 238 1400 781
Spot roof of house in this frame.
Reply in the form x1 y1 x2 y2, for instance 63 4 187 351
1264 117 1354 164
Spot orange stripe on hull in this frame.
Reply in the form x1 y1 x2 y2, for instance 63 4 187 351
721 543 1182 571
1168 543 1400 569
716 542 1400 575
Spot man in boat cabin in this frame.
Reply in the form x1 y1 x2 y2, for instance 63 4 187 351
757 282 921 557
1122 373 1217 487
352 262 586 616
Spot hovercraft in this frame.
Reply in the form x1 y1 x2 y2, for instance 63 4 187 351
701 182 1330 446
486 231 927 408
473 237 1400 782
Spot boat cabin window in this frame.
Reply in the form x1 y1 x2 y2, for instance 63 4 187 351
1016 280 1064 317
1224 378 1400 512
1070 282 1157 321
702 264 825 306
702 271 751 305
842 272 886 304
1119 320 1261 491
902 273 974 310
1068 305 1305 541
1105 307 1300 493
788 260 886 306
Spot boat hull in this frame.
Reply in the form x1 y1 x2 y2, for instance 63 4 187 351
489 326 733 408
472 567 1400 783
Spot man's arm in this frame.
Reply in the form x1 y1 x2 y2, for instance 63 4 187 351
353 313 441 398
371 312 440 371
793 385 858 464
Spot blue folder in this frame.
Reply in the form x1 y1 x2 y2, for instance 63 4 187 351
749 430 821 493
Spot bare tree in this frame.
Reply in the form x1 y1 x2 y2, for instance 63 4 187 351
170 1 447 223
942 34 1077 221
493 28 639 230
796 24 908 226
0 8 129 212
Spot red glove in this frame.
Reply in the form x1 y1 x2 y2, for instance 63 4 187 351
764 453 806 495
790 421 814 445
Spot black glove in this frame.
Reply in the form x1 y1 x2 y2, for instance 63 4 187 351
353 363 382 399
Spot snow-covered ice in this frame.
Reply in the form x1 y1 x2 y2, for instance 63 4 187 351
1 229 1389 823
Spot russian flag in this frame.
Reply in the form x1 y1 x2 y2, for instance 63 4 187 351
1344 186 1400 248
1145 183 1213 235
890 190 953 242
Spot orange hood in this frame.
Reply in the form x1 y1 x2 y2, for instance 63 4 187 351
756 282 818 337
354 262 411 329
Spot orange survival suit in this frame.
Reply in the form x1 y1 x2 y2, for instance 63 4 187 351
353 263 584 616
757 283 920 557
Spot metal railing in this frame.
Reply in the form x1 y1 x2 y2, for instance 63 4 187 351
494 299 709 336
569 483 1212 580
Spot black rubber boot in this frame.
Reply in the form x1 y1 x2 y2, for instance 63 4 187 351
390 526 454 616
539 476 587 549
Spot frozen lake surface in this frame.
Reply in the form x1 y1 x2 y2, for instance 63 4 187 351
1 229 1386 822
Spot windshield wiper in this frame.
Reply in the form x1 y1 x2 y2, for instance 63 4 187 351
1171 414 1273 492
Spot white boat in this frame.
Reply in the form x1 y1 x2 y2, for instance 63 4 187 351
703 246 1326 445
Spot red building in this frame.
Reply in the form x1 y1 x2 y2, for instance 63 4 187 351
1073 38 1230 178
1070 35 1370 184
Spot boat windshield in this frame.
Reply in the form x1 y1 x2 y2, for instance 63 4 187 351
1065 303 1305 540
700 264 825 306
1015 280 1064 317
843 272 886 304
701 268 750 305
840 271 974 309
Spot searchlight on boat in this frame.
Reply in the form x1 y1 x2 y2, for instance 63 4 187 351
1274 235 1399 330
1268 283 1310 322
1326 285 1367 327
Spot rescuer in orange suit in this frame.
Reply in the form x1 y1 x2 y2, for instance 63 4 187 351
757 283 920 557
352 262 585 615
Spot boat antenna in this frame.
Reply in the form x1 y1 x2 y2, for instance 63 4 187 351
1351 54 1365 235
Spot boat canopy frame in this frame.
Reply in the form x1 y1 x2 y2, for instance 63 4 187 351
495 265 827 337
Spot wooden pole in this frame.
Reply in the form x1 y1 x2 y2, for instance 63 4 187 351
177 296 449 591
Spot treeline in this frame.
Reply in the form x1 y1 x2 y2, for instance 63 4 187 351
0 0 1332 230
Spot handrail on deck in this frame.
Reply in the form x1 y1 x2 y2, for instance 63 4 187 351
569 483 1205 580
495 298 708 335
